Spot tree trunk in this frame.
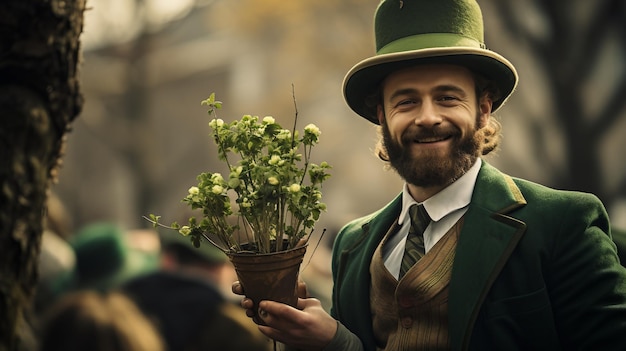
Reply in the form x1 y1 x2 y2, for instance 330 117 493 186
0 1 84 350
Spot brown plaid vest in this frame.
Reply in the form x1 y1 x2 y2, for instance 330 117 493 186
369 217 463 350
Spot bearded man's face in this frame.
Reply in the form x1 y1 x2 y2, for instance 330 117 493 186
377 64 491 188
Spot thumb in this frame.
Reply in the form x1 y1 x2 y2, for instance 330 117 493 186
296 296 322 311
297 280 309 298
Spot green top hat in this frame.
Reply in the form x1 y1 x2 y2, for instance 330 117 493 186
343 0 518 124
69 222 158 291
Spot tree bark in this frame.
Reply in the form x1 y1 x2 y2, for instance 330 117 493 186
0 1 84 350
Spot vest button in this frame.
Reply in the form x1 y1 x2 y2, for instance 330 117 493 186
401 316 413 328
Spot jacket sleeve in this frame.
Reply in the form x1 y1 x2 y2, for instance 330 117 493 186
279 322 364 351
322 321 365 351
546 193 626 349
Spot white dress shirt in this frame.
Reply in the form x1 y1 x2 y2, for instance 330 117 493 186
383 158 482 279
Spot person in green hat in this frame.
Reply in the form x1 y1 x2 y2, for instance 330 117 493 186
67 222 158 292
234 0 626 350
122 229 273 351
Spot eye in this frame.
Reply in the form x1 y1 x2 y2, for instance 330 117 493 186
437 95 461 106
396 98 417 108
438 95 458 102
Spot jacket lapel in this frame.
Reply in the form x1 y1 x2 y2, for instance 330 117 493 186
448 162 527 351
333 195 402 348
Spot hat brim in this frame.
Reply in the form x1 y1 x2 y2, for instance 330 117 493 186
343 47 518 124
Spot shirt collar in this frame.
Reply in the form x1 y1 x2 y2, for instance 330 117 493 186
399 158 482 225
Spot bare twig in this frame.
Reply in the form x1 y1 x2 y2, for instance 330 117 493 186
300 228 327 274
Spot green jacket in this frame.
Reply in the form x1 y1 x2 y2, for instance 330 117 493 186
331 161 626 351
613 227 626 264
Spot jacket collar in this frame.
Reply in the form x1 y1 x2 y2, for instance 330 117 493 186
448 161 527 350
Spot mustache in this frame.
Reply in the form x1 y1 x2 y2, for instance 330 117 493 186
400 125 461 143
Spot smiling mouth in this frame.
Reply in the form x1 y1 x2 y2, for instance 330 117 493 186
414 135 452 143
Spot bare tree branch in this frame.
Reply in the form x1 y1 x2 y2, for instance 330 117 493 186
593 73 626 137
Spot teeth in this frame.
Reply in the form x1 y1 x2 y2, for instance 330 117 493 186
416 136 446 143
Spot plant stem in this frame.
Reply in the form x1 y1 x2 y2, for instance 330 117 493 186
290 84 298 150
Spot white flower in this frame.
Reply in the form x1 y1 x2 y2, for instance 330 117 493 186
288 184 301 193
269 155 281 165
268 176 279 185
262 116 275 124
276 129 291 140
179 226 191 236
212 185 224 194
188 186 199 195
209 118 224 129
211 173 224 183
228 167 242 186
304 123 321 137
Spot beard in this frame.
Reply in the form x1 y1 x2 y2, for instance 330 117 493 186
381 118 483 188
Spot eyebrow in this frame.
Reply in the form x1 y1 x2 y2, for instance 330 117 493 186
387 84 469 102
388 88 418 102
433 84 468 97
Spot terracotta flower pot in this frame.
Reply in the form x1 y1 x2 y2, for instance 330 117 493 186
228 244 308 324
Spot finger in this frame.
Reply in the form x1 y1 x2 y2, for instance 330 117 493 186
257 300 299 328
231 281 244 295
257 300 316 332
257 311 284 333
241 298 256 319
245 307 255 318
241 297 254 310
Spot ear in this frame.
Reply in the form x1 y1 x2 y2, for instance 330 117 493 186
377 104 385 124
477 95 493 128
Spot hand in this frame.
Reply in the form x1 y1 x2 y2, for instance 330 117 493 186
231 280 309 319
257 297 337 351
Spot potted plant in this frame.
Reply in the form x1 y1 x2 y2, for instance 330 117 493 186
148 93 331 322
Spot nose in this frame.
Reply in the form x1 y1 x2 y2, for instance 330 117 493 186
414 100 442 127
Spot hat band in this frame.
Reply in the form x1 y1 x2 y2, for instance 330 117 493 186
377 33 486 55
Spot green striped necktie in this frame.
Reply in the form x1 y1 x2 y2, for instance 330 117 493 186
399 204 431 278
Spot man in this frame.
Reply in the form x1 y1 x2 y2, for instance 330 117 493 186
235 1 626 350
